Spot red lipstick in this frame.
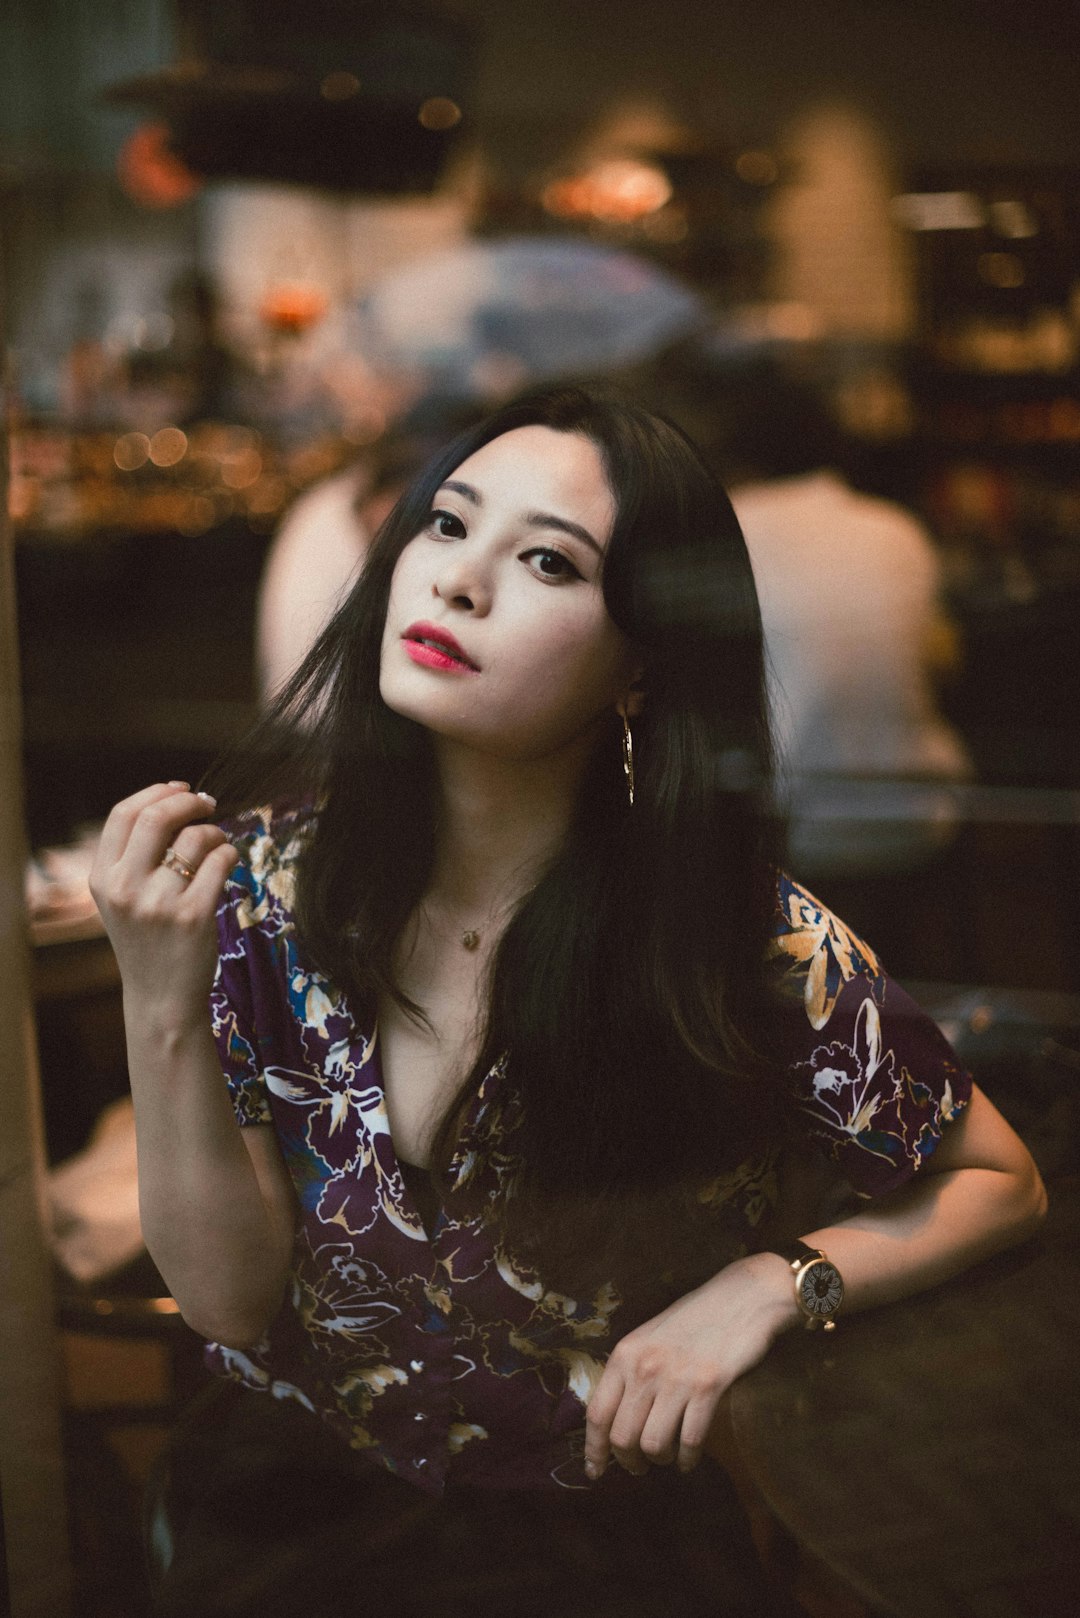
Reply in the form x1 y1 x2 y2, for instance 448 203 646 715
402 621 479 673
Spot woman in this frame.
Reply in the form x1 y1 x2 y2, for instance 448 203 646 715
91 384 1045 1617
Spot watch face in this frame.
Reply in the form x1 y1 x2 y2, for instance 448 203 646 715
797 1259 844 1318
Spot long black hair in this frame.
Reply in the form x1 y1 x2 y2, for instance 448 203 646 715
210 382 784 1298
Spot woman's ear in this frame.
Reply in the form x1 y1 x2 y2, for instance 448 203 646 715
618 671 647 721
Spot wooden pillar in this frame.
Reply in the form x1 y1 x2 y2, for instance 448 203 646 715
0 359 72 1611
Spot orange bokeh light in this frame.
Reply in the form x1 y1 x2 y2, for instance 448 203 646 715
541 159 672 224
258 283 331 335
117 123 203 210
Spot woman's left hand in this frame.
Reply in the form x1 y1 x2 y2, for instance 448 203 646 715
584 1251 797 1479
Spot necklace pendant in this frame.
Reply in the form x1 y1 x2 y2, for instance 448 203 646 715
461 929 481 951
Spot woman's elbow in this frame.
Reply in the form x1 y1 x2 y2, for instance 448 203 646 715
942 1085 1049 1247
1002 1153 1048 1248
176 1271 288 1348
181 1301 277 1350
1021 1159 1049 1232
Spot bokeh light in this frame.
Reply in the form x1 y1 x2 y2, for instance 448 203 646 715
148 427 188 468
418 97 462 131
113 433 151 472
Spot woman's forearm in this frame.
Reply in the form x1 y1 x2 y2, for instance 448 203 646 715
126 998 293 1347
90 784 289 1345
797 1155 1047 1319
780 1083 1047 1322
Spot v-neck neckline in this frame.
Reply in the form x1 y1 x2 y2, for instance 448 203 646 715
366 1021 447 1244
364 1018 512 1245
397 1156 442 1240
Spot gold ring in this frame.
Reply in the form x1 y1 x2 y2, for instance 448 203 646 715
161 846 196 882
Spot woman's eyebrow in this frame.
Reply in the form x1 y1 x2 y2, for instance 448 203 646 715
440 478 481 505
523 510 603 556
438 480 602 556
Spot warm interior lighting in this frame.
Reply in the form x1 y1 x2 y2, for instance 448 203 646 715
12 419 354 542
117 122 202 210
892 192 985 231
220 447 263 489
1048 398 1080 438
113 433 151 472
541 158 673 224
763 302 821 342
219 426 260 455
244 477 288 517
978 252 1025 288
177 495 217 536
990 200 1038 239
148 427 188 468
418 97 462 131
320 71 361 101
259 282 330 335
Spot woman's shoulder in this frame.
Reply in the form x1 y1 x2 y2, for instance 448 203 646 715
766 872 884 1033
219 803 314 933
766 874 972 1196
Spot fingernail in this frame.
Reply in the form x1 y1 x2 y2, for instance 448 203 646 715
584 1461 599 1480
168 780 190 789
196 791 217 806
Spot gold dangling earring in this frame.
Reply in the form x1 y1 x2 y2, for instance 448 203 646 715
621 713 635 807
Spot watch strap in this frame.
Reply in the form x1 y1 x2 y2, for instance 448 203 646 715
774 1239 825 1270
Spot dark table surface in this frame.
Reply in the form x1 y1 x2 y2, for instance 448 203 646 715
729 1176 1080 1617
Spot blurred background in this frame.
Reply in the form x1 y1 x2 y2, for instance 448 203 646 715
2 2 1080 1614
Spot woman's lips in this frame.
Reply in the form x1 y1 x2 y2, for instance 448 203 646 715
402 622 479 673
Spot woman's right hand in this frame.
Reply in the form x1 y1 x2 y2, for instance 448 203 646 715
89 781 241 1024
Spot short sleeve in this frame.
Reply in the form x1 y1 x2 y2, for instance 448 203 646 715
210 863 273 1127
769 877 972 1197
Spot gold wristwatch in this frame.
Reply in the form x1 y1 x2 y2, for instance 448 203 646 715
775 1240 844 1331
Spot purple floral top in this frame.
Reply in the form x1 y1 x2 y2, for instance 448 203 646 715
207 809 970 1496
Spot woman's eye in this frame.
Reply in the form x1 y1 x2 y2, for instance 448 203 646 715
428 509 466 539
523 547 582 582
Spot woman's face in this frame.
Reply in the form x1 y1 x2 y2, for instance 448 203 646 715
379 425 640 762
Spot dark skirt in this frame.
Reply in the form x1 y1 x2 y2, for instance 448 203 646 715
148 1381 796 1618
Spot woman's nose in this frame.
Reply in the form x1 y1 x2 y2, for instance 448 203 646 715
432 544 491 613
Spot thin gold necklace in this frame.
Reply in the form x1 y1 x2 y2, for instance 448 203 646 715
420 900 497 952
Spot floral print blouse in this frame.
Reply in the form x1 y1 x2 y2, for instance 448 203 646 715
207 810 971 1496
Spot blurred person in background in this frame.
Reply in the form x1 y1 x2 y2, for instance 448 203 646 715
718 361 973 979
91 385 1041 1618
